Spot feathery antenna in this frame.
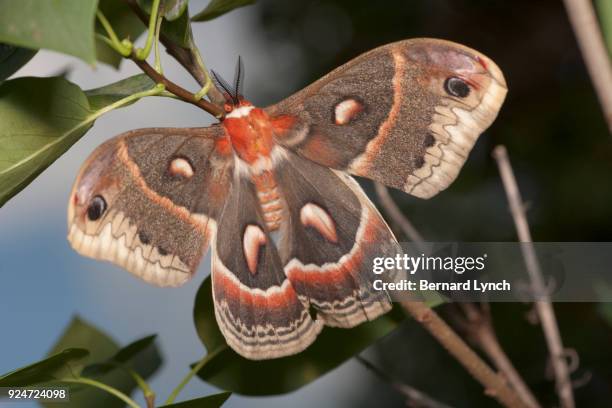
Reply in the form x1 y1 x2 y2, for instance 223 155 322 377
211 70 234 101
211 57 245 105
234 56 245 102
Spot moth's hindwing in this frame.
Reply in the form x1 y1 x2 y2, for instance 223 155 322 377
212 148 400 359
67 126 232 287
267 38 507 198
278 150 398 327
211 169 323 360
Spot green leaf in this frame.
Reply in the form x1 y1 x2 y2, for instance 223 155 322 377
47 317 120 374
137 0 189 21
0 74 155 208
164 0 190 21
0 77 94 208
113 334 157 363
162 7 191 48
192 0 256 22
192 277 406 395
0 0 98 64
96 0 148 68
85 74 155 110
0 43 37 82
0 349 89 387
81 335 158 376
193 278 227 354
44 316 162 408
159 392 232 408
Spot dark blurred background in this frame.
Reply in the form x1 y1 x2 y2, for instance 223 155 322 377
249 0 612 406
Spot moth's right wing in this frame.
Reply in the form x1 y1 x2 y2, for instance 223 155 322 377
267 38 507 198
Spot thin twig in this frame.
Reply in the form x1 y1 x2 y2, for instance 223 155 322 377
401 301 528 408
124 0 226 105
356 355 454 408
374 182 425 249
373 182 534 407
492 145 575 408
562 0 612 131
457 303 541 408
131 55 224 117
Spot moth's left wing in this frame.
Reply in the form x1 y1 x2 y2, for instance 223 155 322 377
67 126 233 287
266 38 507 199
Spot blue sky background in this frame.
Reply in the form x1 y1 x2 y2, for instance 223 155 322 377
0 3 374 406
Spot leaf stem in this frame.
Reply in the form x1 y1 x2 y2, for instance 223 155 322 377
135 0 161 60
62 377 141 408
153 8 164 74
158 90 181 99
102 362 155 407
126 368 155 408
89 83 165 122
96 10 132 56
190 31 212 101
164 348 223 405
95 33 119 52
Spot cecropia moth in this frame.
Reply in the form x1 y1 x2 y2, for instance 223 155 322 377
67 38 507 359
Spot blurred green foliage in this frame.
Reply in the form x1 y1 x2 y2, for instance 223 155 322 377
0 43 36 82
192 0 255 22
596 0 612 53
44 317 162 408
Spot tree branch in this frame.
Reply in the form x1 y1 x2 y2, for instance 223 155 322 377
401 301 528 408
492 145 575 408
130 55 224 117
562 0 612 131
123 0 226 105
456 303 541 408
